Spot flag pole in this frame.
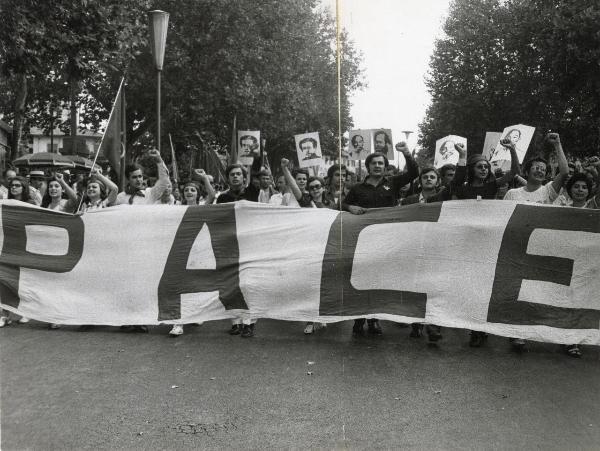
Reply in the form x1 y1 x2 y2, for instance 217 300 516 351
119 82 127 191
169 133 178 184
77 77 125 212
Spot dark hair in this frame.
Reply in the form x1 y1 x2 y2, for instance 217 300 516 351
292 168 310 179
181 181 200 205
503 128 521 141
41 176 64 208
523 157 547 175
351 134 363 148
125 163 143 179
364 152 389 172
566 173 592 199
239 135 258 146
467 159 492 184
8 176 32 202
327 164 347 180
373 130 392 145
420 166 439 178
299 137 318 149
225 164 247 179
439 164 456 177
83 176 107 202
440 140 454 153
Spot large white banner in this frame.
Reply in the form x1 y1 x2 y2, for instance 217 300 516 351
0 200 598 345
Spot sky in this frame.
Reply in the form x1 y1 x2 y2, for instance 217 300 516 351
322 0 452 164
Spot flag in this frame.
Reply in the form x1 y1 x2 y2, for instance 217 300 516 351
169 134 179 183
228 114 237 165
97 78 125 181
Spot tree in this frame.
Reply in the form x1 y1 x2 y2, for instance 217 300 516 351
122 0 364 168
0 0 150 159
419 0 600 163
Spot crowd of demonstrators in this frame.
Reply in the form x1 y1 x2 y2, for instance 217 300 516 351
0 132 599 359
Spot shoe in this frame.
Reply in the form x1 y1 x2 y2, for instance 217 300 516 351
510 338 526 351
0 316 8 328
169 325 184 336
241 324 255 338
49 323 60 330
426 325 442 342
352 320 365 337
229 324 242 335
18 317 29 324
367 319 383 335
131 325 149 333
304 323 314 334
409 324 423 338
565 345 582 358
469 331 487 347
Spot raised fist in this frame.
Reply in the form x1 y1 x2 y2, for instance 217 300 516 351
546 133 561 145
147 148 162 162
454 142 467 156
395 142 410 155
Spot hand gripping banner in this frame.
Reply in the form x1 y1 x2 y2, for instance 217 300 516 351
0 199 598 345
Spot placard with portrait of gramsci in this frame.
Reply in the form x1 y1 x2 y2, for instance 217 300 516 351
434 135 467 168
370 129 394 160
490 124 535 172
237 130 260 165
347 129 372 160
295 132 323 168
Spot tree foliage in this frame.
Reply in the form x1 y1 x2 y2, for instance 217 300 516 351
419 0 600 162
0 0 364 172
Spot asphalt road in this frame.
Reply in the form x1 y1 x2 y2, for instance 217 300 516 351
1 319 599 450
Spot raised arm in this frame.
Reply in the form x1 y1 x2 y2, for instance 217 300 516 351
55 172 78 203
148 148 170 202
393 142 419 188
495 139 520 186
280 158 302 201
92 170 119 206
193 169 216 204
548 133 568 193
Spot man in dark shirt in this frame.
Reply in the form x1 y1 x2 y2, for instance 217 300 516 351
216 163 261 337
216 164 260 203
343 142 419 336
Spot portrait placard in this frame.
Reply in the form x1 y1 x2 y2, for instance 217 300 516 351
347 129 372 160
482 132 502 161
237 130 260 165
434 135 467 168
295 132 323 168
371 129 394 160
490 124 535 172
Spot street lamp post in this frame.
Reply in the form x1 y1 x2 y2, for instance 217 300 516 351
148 10 169 153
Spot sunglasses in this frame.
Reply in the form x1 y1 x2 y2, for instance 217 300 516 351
309 184 322 190
10 184 22 188
474 164 489 170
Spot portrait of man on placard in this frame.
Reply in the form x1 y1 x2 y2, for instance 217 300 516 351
237 130 260 165
294 132 323 168
482 131 502 161
371 129 394 160
347 129 372 160
490 124 535 172
433 135 467 168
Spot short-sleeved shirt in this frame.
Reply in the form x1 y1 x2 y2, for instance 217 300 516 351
344 166 418 210
503 184 559 204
